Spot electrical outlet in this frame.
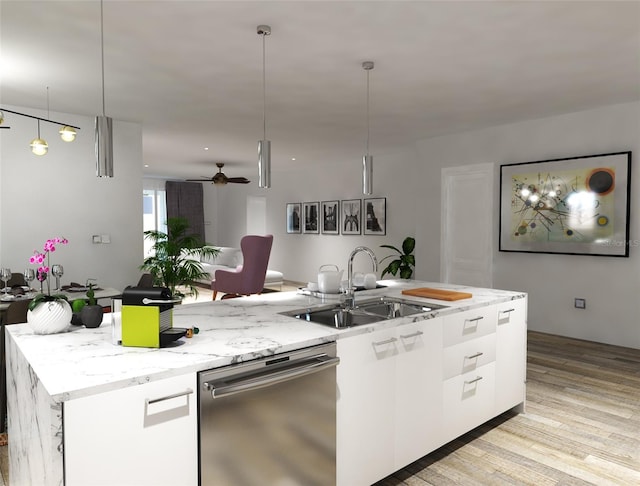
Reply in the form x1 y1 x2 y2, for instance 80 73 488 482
574 298 586 309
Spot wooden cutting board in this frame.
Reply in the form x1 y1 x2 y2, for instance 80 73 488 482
401 287 472 301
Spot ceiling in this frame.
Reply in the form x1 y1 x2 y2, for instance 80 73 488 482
2 1 639 182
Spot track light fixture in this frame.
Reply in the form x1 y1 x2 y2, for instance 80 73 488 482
0 107 81 151
257 24 271 188
362 61 374 195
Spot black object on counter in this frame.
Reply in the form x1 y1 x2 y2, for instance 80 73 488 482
122 286 174 311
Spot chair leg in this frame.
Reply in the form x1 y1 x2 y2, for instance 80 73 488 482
212 290 218 300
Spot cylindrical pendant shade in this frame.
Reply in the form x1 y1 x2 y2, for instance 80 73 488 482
258 139 271 188
95 115 113 178
362 154 373 195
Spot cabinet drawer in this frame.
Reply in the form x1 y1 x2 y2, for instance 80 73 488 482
443 362 495 438
443 333 495 380
443 306 496 346
496 298 527 328
64 373 197 486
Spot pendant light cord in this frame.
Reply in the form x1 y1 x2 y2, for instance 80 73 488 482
46 86 50 120
100 0 106 116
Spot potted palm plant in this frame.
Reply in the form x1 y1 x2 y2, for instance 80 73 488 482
140 217 219 298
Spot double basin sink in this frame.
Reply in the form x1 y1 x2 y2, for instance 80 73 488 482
281 296 448 328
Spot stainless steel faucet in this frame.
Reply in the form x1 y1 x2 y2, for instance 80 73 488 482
344 246 378 309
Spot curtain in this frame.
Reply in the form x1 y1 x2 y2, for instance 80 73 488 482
165 181 205 242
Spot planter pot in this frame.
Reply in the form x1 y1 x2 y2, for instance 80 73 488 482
81 305 104 328
71 312 84 326
27 299 72 335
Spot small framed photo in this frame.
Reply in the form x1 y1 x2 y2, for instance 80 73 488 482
303 202 320 234
341 199 361 235
286 203 301 234
364 197 386 235
321 200 340 235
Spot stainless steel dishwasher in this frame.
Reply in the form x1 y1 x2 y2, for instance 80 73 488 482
198 342 339 486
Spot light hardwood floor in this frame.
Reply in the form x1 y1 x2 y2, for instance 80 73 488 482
375 331 640 485
1 328 638 486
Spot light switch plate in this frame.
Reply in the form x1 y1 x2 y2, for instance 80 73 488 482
574 298 586 309
92 235 102 244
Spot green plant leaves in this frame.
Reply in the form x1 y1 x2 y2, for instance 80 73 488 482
380 236 416 279
140 217 219 298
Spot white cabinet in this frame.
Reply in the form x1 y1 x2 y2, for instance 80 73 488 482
336 297 527 486
64 373 197 486
394 320 443 469
337 318 442 486
495 299 527 413
337 326 397 486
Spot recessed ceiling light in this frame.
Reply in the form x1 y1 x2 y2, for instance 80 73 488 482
291 157 296 161
144 164 149 168
204 147 209 151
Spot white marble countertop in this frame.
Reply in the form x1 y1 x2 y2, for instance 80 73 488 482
6 280 525 402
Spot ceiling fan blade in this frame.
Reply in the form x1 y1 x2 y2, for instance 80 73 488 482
227 177 251 184
185 178 210 182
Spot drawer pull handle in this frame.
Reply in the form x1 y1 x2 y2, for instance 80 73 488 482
146 388 193 405
500 308 515 314
465 352 483 360
464 376 483 385
373 337 398 346
400 331 424 339
467 316 483 323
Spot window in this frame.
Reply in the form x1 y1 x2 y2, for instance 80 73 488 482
143 183 167 257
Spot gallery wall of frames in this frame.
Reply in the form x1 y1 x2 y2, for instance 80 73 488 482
286 198 386 236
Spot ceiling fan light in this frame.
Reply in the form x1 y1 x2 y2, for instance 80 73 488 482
30 137 48 156
212 173 226 185
59 125 77 142
258 139 271 188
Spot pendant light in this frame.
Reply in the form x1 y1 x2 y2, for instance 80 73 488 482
30 120 48 155
95 0 113 178
257 25 271 188
362 61 374 195
31 87 51 156
59 126 77 142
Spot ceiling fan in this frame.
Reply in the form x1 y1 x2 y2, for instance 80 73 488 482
187 163 250 185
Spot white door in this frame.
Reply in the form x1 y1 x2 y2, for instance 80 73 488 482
246 196 266 235
441 163 494 288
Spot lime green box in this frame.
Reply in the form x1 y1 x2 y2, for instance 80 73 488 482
121 305 172 348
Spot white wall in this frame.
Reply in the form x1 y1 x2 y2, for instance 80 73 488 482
202 145 420 284
415 101 640 348
0 106 143 292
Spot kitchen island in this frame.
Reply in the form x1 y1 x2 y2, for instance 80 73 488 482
6 280 526 485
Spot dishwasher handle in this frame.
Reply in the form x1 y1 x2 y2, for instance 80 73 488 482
204 354 340 399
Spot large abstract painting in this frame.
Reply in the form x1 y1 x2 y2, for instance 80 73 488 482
499 152 631 257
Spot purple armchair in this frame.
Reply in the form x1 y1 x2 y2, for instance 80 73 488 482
211 235 274 300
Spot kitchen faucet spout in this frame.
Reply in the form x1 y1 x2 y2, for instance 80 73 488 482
345 246 378 309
